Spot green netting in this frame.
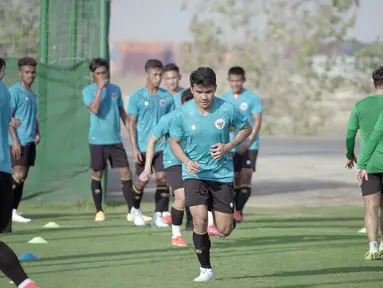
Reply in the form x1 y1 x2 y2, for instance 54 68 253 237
3 59 92 203
0 0 110 204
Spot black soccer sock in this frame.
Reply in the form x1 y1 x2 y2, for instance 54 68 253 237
121 179 133 212
236 186 251 213
132 185 143 209
12 178 24 210
162 186 170 212
193 232 211 269
91 178 103 212
234 186 241 212
0 241 29 286
171 207 184 226
185 206 193 224
155 185 169 212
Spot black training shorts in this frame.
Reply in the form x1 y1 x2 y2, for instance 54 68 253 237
184 179 235 214
135 151 165 175
90 143 129 171
166 165 183 192
10 142 36 167
361 173 383 196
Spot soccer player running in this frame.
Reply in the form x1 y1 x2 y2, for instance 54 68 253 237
139 89 194 246
222 66 263 222
82 58 133 222
8 57 40 223
170 67 251 281
127 59 175 227
162 62 193 229
0 58 40 288
345 66 383 260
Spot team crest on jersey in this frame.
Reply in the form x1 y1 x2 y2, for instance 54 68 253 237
215 119 225 130
111 92 117 99
144 101 149 106
240 102 248 111
159 99 166 107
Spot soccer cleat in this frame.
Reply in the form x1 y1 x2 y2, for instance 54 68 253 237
127 212 152 222
151 212 169 227
12 210 31 223
208 224 224 237
95 211 105 221
127 213 133 222
172 235 187 247
233 211 244 223
365 249 379 260
162 211 172 224
194 267 214 281
25 283 40 288
131 207 147 226
379 246 383 259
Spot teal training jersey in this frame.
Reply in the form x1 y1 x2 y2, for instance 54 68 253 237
83 83 124 145
153 109 181 169
127 87 175 152
170 97 247 183
8 83 38 145
173 88 186 107
0 81 12 174
222 89 262 151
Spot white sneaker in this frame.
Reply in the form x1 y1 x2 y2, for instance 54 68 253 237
194 267 214 281
12 209 31 223
127 213 133 222
131 207 146 227
151 212 169 227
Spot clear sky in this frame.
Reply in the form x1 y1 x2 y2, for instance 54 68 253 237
109 0 383 43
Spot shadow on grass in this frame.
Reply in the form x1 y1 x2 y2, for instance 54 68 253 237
8 224 130 236
219 266 383 281
8 229 170 244
237 224 363 230
214 234 365 248
245 217 362 224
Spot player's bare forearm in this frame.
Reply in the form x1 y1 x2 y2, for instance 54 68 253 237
145 135 159 172
119 107 129 131
170 137 190 164
8 125 19 144
127 115 138 149
247 113 262 145
88 88 103 114
227 122 252 151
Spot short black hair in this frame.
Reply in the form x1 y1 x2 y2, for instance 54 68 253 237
190 67 216 88
163 63 180 74
373 67 383 88
18 57 37 69
228 66 245 78
89 58 109 72
0 58 6 70
181 88 193 104
145 59 163 71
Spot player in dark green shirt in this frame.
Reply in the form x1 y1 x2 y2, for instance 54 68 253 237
346 66 383 260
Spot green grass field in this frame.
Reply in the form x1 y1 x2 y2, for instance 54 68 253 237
1 204 382 288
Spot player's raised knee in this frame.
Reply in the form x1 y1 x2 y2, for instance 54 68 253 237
215 221 234 237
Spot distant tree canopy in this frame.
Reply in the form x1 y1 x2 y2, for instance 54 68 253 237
0 0 40 58
182 0 361 135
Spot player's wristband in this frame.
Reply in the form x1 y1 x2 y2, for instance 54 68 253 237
346 154 354 160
